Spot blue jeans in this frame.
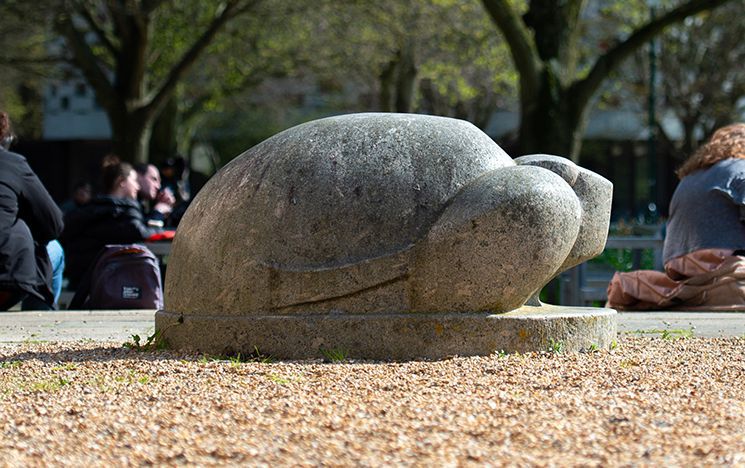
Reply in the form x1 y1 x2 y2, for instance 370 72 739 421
47 240 65 306
20 240 65 310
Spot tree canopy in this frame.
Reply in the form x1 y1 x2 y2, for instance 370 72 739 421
46 0 263 163
657 1 745 157
480 0 736 159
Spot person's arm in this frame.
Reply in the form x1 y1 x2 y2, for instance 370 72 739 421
117 202 162 241
17 158 63 242
726 175 745 223
153 187 176 216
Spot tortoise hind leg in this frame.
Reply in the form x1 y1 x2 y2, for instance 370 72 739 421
410 165 581 313
515 155 613 272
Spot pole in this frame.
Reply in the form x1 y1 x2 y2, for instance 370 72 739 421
647 3 658 222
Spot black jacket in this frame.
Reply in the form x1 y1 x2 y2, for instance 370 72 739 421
61 195 160 288
0 149 64 303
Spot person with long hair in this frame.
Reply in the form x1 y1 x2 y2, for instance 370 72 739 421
608 123 745 310
663 123 745 263
0 111 64 310
61 155 161 289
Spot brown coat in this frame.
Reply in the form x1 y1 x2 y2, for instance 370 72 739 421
607 249 745 311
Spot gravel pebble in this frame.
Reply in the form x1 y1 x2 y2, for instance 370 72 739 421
1 337 744 466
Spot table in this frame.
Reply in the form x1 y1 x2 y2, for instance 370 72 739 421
144 241 172 257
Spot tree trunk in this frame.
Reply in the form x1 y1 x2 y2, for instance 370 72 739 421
149 97 179 165
379 55 398 112
379 43 418 113
110 112 153 164
517 70 584 160
394 43 417 113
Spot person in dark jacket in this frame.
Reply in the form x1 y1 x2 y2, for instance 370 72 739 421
134 163 175 228
0 111 64 311
61 156 161 289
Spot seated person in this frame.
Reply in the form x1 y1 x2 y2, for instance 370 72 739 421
0 111 64 311
61 156 162 289
59 180 92 216
608 123 745 310
134 163 176 228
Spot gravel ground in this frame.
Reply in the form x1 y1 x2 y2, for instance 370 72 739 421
0 336 743 466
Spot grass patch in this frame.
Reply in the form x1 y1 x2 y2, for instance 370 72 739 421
634 327 695 340
267 373 291 385
547 338 565 354
320 347 348 363
123 330 168 351
51 363 78 372
0 360 21 369
581 343 600 353
200 347 275 365
619 358 640 368
113 369 153 386
24 376 71 393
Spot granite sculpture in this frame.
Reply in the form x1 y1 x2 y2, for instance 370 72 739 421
157 113 615 358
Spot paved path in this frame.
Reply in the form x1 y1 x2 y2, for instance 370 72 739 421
617 311 745 338
0 310 743 343
0 310 155 343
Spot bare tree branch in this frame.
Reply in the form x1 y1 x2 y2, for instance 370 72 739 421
0 56 64 66
73 0 118 56
55 13 119 113
480 0 541 98
143 0 256 119
141 0 168 15
572 0 735 113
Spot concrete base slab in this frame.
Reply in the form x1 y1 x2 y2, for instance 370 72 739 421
155 305 617 360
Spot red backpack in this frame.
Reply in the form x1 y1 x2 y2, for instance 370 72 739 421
69 244 164 310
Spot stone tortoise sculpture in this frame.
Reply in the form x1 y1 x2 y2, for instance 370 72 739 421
158 113 614 358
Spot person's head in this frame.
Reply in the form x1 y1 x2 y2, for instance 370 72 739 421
161 156 186 180
134 163 161 201
72 181 92 206
0 111 16 150
676 123 745 179
101 154 139 199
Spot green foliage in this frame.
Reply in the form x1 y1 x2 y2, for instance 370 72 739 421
547 338 565 354
228 354 244 368
51 363 78 372
26 376 71 393
633 327 695 340
246 346 274 364
589 221 662 272
113 369 152 386
0 360 21 369
661 327 694 340
657 2 745 147
593 247 657 271
208 347 274 364
123 330 168 352
267 373 291 385
320 347 349 363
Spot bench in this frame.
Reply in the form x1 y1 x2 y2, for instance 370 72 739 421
560 235 665 306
